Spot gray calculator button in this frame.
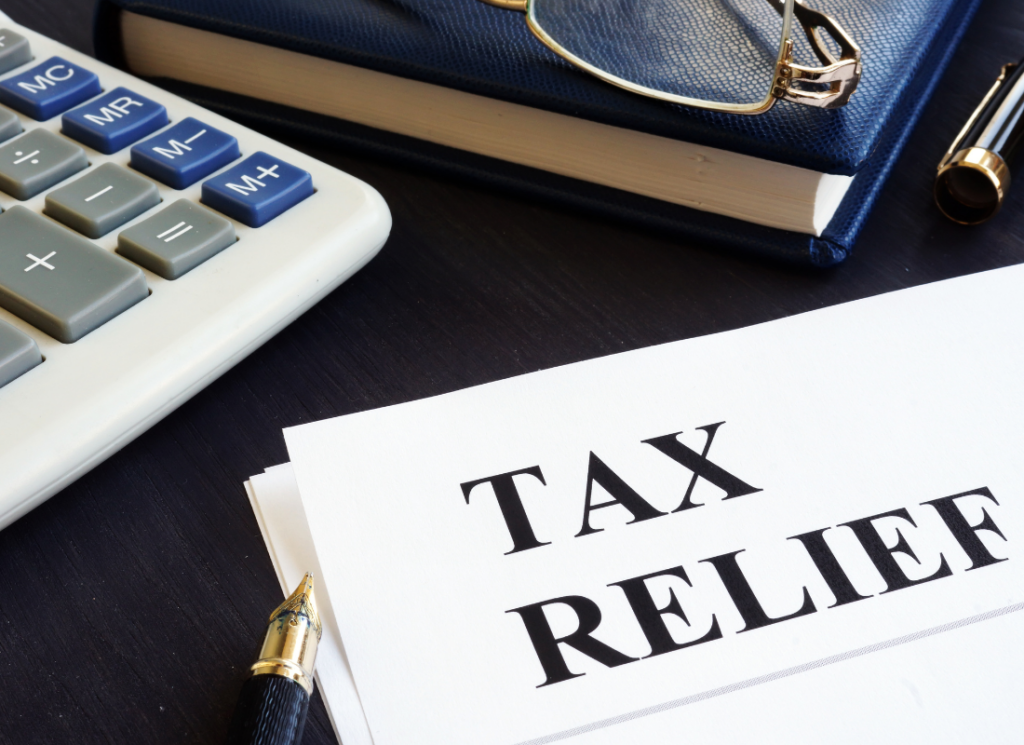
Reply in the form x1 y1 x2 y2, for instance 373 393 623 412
45 163 160 238
0 206 148 342
0 319 41 388
0 30 31 75
0 129 88 200
118 199 236 279
0 106 22 144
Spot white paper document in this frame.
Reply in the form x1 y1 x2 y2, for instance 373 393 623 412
251 265 1024 745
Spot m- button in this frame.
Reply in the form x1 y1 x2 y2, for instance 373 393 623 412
202 152 314 227
130 117 239 189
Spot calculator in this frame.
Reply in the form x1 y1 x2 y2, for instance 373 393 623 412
0 14 392 529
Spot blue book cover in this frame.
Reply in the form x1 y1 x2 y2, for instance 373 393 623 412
94 0 980 265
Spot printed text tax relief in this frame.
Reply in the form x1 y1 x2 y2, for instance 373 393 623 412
461 421 1010 688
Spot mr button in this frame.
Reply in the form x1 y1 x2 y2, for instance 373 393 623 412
202 153 313 227
62 87 169 154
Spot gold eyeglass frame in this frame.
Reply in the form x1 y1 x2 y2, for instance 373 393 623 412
477 0 862 115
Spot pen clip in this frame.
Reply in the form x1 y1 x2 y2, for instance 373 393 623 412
940 62 1019 170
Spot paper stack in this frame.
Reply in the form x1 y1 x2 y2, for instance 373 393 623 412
247 266 1024 745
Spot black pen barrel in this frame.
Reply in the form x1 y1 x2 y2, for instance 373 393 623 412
224 675 310 745
961 60 1024 164
225 573 322 745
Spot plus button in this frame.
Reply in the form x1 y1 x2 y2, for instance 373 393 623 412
24 251 56 272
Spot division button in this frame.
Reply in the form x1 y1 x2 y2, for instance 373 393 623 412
0 129 88 200
0 206 148 343
0 30 32 76
0 56 102 120
44 163 160 238
0 319 41 389
62 87 169 154
130 117 239 189
117 199 236 279
201 152 313 227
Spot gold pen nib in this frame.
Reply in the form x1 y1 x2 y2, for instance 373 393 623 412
270 572 322 640
250 572 322 694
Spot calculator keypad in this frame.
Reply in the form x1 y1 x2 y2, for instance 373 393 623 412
0 129 88 200
0 207 148 343
45 163 161 238
0 30 316 356
118 200 235 279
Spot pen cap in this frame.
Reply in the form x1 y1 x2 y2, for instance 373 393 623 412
935 59 1024 224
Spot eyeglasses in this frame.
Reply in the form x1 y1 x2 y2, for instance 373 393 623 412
477 0 862 115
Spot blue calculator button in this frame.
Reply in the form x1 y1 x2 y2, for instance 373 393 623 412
201 152 313 227
62 87 168 154
0 57 101 120
130 117 239 189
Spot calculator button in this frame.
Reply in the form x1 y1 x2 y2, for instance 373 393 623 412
0 30 32 76
201 152 313 227
117 199 235 279
0 106 22 144
62 87 169 154
0 129 88 200
0 319 41 389
130 117 239 189
0 206 147 343
0 56 101 120
45 163 160 238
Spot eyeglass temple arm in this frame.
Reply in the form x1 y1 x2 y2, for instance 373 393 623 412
478 0 527 10
767 0 862 109
478 0 861 110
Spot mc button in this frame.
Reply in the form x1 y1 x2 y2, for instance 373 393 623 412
0 56 102 120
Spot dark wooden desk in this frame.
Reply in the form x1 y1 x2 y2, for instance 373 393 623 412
0 1 1022 742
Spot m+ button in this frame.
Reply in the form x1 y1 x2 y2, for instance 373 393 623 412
202 152 314 227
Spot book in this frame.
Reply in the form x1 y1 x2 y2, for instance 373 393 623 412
94 0 979 265
247 264 1024 745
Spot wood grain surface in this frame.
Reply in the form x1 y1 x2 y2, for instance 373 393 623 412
0 1 1022 743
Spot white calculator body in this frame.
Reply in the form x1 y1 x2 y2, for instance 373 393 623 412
0 15 392 528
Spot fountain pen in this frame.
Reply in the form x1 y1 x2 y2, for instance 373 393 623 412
225 573 322 745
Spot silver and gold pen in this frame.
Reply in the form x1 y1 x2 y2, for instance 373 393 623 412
936 57 1024 224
